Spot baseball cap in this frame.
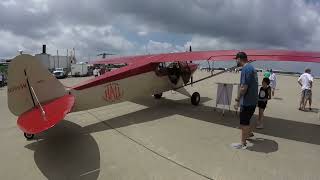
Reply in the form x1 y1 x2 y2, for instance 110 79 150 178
234 52 248 60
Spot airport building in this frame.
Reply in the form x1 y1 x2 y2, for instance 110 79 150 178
35 45 76 73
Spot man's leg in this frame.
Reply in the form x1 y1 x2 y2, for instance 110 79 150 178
231 106 251 149
256 108 264 129
300 90 305 110
309 91 312 110
304 90 311 110
248 106 256 135
303 97 308 110
303 90 311 110
240 106 253 144
241 126 250 145
272 88 275 97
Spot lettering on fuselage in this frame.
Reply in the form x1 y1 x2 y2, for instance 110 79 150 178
8 83 28 94
103 83 123 102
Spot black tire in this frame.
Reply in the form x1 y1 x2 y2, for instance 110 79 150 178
191 92 200 106
24 133 34 140
154 93 163 99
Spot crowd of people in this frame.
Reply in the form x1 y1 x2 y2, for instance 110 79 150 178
93 66 108 77
231 52 315 149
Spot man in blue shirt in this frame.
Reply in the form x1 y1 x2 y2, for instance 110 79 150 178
232 52 258 149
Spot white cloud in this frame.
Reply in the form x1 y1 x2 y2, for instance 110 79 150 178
0 30 42 58
0 0 17 7
0 24 135 60
138 31 148 36
2 0 320 61
144 40 185 54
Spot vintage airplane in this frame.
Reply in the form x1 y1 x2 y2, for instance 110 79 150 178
7 49 320 140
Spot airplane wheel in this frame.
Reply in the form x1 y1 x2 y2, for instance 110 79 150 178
191 92 200 106
24 133 34 140
154 93 163 99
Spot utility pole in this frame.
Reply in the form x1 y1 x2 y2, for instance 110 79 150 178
57 50 59 68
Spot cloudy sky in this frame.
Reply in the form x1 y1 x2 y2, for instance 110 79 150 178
1 0 320 62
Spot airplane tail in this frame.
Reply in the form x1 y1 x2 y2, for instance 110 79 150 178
7 54 75 134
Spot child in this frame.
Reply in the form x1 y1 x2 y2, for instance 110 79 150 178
257 78 271 129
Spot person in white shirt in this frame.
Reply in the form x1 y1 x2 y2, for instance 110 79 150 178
93 67 100 77
298 68 313 111
269 69 277 97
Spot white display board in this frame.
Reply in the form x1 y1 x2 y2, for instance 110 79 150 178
216 83 233 106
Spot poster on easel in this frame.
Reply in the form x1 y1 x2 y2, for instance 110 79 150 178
216 83 233 106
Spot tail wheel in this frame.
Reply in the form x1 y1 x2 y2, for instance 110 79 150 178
191 92 200 106
24 133 34 140
154 93 163 99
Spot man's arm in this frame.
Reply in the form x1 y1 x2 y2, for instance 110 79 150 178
235 68 249 102
298 76 302 86
235 84 248 102
239 84 248 96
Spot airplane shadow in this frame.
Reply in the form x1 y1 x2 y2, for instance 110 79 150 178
25 121 100 180
84 96 320 146
22 96 211 179
23 96 320 178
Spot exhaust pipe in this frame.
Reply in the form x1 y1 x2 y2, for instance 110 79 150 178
42 45 46 54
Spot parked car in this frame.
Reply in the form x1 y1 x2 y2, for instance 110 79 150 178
52 68 67 79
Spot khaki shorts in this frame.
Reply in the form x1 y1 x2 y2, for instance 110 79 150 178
301 89 312 101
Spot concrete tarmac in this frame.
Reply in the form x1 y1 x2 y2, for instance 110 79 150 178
0 71 319 180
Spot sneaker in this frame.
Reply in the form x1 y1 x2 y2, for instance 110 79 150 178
231 143 247 149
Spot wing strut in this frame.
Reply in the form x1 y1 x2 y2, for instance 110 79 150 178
174 60 255 90
24 69 36 107
24 69 46 120
30 86 46 120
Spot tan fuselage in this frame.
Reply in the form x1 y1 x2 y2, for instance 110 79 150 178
69 71 184 112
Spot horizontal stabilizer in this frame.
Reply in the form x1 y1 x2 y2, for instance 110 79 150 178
17 95 75 134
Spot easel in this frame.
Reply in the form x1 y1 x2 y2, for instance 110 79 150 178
215 83 233 116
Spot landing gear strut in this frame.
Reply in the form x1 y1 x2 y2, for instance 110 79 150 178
154 93 163 99
24 133 34 140
191 92 200 106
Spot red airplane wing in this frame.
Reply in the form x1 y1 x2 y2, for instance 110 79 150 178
17 94 75 134
72 62 157 90
93 49 320 65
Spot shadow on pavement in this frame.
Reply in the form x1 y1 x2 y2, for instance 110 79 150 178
85 96 320 146
24 96 319 179
272 97 283 100
25 121 100 180
247 138 279 153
